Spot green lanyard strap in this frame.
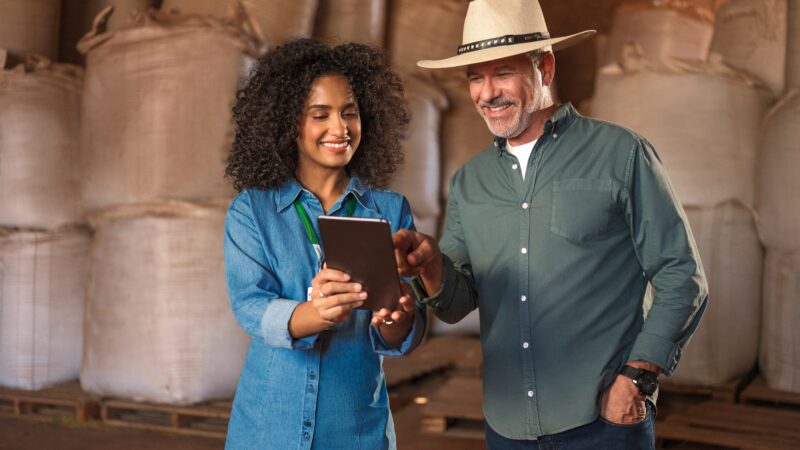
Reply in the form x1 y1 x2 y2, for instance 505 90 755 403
293 196 357 246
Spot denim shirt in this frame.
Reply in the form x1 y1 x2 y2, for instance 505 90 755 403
223 177 426 450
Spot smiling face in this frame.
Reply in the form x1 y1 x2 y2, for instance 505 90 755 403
467 53 553 144
296 75 361 176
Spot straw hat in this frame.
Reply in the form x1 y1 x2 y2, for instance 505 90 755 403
417 0 596 69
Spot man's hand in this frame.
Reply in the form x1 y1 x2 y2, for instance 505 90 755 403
599 375 647 425
392 229 443 294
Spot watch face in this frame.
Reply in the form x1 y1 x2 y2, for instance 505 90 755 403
637 373 658 395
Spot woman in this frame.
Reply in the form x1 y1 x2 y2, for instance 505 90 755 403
223 39 426 450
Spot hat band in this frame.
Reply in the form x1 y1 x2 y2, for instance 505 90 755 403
457 32 551 55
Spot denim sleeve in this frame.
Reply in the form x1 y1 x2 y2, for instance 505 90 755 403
420 172 479 323
370 196 427 355
224 192 318 350
625 139 709 375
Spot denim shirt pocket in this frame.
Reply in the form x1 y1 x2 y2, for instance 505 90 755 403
550 178 614 244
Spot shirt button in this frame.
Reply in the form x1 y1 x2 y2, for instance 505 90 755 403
523 342 529 349
522 202 529 209
527 390 535 397
553 133 558 139
307 384 314 393
521 295 527 302
521 248 527 254
512 164 518 170
309 372 316 380
303 432 310 440
304 420 312 427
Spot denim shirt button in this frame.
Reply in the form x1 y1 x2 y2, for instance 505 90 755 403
304 420 312 427
303 432 310 440
309 372 316 380
307 384 314 393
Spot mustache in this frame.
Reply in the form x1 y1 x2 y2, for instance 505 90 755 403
479 97 516 109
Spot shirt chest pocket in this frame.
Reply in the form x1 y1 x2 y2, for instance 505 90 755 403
550 179 615 244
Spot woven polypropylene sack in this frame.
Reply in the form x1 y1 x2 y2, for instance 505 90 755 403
387 0 470 82
756 90 800 251
0 0 61 61
161 0 318 46
710 0 787 98
60 0 156 65
760 249 800 393
0 227 90 390
80 202 249 405
591 56 771 207
666 202 762 386
78 11 258 212
314 0 386 46
389 76 447 237
786 0 800 87
0 58 83 229
602 1 714 67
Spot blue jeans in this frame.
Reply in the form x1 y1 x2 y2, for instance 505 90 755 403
484 402 656 450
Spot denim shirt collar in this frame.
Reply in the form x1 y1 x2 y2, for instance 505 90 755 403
493 102 579 154
276 176 378 214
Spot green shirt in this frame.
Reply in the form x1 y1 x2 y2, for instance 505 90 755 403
423 103 708 439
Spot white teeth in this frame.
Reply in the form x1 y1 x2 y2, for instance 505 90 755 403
321 142 349 149
489 105 508 112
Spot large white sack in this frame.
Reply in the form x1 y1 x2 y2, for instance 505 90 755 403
760 249 800 393
591 54 771 207
665 202 763 386
0 0 61 61
710 0 787 98
602 0 714 67
389 76 446 237
77 9 258 213
0 57 83 229
787 0 800 87
80 202 248 405
0 227 90 390
314 0 387 46
160 0 318 46
757 90 800 251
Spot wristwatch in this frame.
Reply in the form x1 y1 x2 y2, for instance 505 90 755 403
619 365 659 396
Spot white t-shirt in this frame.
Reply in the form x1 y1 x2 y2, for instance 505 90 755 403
506 139 537 180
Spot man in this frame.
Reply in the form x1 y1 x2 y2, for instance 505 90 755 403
394 0 708 448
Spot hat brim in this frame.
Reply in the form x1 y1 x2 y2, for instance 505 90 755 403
417 30 596 69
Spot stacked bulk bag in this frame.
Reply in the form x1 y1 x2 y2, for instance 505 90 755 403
592 55 771 207
0 0 62 61
0 57 83 229
667 202 763 385
710 0 788 98
601 0 715 68
592 53 770 386
77 8 258 212
161 0 318 46
81 202 248 405
757 90 800 393
59 0 156 65
314 0 387 46
389 76 447 237
0 227 91 390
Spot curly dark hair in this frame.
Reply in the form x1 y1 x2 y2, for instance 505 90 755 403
226 39 410 191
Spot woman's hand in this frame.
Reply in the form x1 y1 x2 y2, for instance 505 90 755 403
288 265 366 338
310 266 367 324
370 283 417 349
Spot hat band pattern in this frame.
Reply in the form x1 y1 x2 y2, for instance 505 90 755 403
457 32 551 55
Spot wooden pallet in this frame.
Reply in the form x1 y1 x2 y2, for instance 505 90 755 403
660 373 753 403
419 377 484 440
0 382 100 422
740 376 800 409
657 401 800 449
101 398 232 439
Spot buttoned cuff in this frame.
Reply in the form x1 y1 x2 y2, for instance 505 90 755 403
414 254 455 311
370 307 426 356
628 332 682 376
261 299 319 350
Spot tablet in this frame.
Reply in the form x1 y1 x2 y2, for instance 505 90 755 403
318 216 401 311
